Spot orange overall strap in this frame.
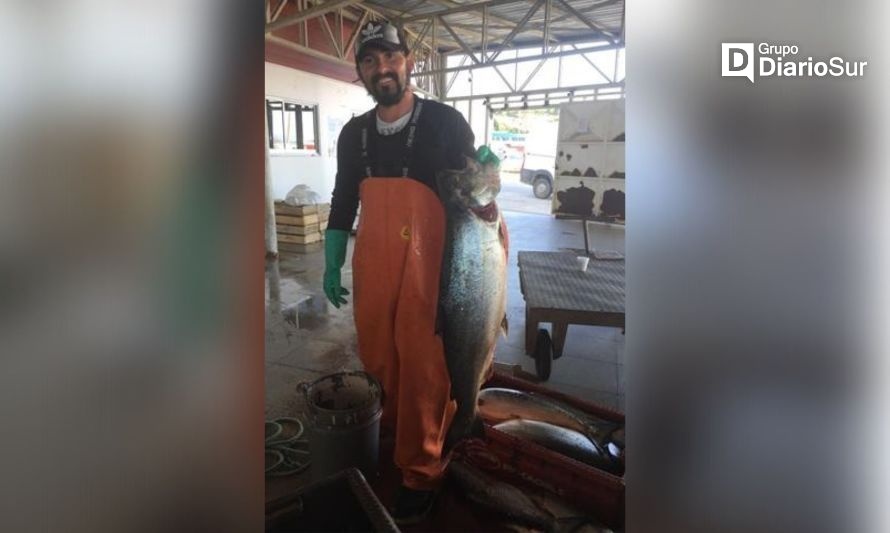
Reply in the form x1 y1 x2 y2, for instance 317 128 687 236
351 177 457 490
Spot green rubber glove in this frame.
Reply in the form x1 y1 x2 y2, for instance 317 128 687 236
475 145 501 169
323 229 350 308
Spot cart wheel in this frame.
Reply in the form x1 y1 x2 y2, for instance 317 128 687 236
534 329 553 381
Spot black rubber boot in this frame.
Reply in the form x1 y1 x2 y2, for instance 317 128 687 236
391 485 436 525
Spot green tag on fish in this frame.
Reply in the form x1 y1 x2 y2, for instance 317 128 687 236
475 145 500 169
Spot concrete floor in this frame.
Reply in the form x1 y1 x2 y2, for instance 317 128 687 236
265 206 626 510
265 207 626 427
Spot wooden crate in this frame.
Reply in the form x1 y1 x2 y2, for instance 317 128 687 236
278 232 321 245
276 213 321 225
274 201 331 216
274 202 328 253
277 223 320 236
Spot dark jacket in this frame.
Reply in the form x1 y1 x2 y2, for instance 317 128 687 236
328 96 475 231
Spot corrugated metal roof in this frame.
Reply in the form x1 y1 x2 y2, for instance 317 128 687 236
363 0 623 54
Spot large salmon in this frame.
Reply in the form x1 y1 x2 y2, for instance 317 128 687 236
478 387 625 466
493 419 622 474
437 157 508 452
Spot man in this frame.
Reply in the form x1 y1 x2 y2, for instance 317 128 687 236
322 20 478 524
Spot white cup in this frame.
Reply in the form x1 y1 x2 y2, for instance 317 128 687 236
576 256 590 272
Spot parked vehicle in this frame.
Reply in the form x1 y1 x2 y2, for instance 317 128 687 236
520 152 556 199
498 146 525 172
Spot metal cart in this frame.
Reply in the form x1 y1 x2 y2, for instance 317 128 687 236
517 251 625 380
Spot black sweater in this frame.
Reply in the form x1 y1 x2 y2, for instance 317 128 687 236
328 96 476 231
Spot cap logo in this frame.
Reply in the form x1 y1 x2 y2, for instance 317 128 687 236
361 22 383 42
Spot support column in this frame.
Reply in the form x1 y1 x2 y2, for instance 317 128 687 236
264 102 278 258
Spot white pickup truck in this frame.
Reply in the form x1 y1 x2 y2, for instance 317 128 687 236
519 152 557 199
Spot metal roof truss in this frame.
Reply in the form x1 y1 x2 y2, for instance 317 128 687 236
264 0 624 103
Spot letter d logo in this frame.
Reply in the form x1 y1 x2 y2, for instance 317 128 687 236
722 43 754 83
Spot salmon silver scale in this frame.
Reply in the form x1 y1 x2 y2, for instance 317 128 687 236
494 419 620 474
437 157 507 452
478 387 624 473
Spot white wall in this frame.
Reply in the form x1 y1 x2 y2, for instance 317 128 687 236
265 62 374 201
265 61 499 202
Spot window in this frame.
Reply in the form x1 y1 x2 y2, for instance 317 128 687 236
266 99 319 153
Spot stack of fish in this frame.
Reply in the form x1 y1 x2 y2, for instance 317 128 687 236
478 388 624 475
447 460 614 533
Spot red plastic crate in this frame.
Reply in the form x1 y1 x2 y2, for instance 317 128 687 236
463 372 625 529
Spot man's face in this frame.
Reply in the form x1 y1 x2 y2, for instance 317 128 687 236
357 48 413 106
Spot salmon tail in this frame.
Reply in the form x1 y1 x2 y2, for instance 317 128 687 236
469 414 486 440
442 415 487 456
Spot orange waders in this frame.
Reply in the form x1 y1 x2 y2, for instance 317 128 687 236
352 177 457 490
351 100 456 490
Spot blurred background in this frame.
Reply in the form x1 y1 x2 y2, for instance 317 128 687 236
0 1 885 532
0 1 263 531
627 0 887 531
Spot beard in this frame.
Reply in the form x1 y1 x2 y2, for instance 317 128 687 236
365 70 411 106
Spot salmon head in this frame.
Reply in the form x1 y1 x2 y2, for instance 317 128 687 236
437 156 501 220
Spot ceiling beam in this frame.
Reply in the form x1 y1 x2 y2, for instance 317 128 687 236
572 44 613 82
443 81 623 102
445 55 471 94
411 0 561 47
270 0 289 23
266 0 363 34
491 64 516 93
401 0 530 23
481 4 488 59
439 17 480 64
488 0 544 63
397 0 427 18
518 42 560 92
543 0 552 56
267 34 357 68
412 42 619 76
319 11 343 57
553 0 618 43
410 18 433 57
398 0 621 40
364 0 622 53
549 0 622 26
363 0 483 53
343 9 369 58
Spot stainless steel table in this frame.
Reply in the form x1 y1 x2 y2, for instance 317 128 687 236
517 251 625 379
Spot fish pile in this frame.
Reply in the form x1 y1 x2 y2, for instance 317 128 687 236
447 460 615 533
436 156 508 452
479 388 624 475
448 460 556 531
